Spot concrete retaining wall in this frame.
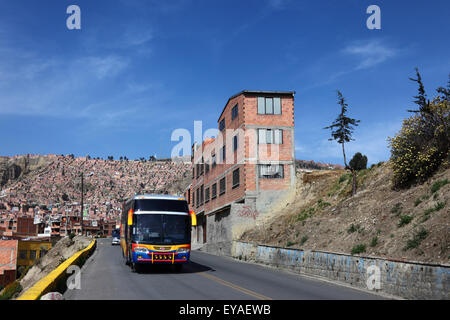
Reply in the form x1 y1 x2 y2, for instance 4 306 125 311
232 241 450 300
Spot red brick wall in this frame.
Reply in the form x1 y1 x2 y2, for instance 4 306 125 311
0 240 17 287
15 217 36 237
188 91 295 214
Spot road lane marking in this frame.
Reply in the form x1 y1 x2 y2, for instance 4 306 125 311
199 272 272 300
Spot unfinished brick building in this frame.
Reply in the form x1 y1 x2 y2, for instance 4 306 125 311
185 90 296 255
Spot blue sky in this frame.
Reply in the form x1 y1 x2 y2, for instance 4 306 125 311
0 0 449 165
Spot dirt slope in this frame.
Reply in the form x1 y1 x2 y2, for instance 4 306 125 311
18 236 92 294
241 162 449 264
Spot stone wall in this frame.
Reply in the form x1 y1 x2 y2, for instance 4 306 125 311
231 241 450 300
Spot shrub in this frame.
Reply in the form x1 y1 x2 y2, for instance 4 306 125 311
351 244 366 255
391 203 402 216
403 227 428 251
421 194 430 200
434 201 445 211
414 198 422 207
300 236 308 245
388 72 449 189
370 237 378 247
296 207 315 222
349 152 368 170
0 281 22 300
422 201 446 221
347 224 358 233
317 199 331 209
69 233 76 240
286 241 296 247
431 179 449 193
339 173 352 183
398 215 413 227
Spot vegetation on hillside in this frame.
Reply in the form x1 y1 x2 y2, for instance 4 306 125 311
388 69 449 189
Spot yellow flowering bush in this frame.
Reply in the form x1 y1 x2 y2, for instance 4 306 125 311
388 97 449 189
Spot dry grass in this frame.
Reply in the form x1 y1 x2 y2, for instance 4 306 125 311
241 162 450 264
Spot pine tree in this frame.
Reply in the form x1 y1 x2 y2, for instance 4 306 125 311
324 90 360 195
408 67 430 114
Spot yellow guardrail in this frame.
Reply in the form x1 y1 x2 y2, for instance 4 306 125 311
17 239 97 300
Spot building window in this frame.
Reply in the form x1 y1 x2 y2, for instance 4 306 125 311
205 162 210 174
232 168 240 188
233 135 238 151
200 185 204 205
258 129 283 144
19 250 27 260
196 188 199 207
259 164 284 179
219 177 226 195
192 168 195 179
211 152 216 167
30 250 37 260
219 118 225 131
257 97 281 115
232 104 238 120
211 183 217 199
220 145 226 163
205 187 210 203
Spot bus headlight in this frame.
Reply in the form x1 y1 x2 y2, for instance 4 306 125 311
176 248 190 254
134 247 149 254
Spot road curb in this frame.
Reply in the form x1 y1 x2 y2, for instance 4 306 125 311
17 239 97 300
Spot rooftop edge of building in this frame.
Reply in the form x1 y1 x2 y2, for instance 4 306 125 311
218 90 296 122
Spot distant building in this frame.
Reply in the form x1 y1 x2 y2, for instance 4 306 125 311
17 240 52 270
185 90 296 255
0 240 18 288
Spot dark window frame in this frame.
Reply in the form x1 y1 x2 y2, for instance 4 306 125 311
219 177 226 195
200 185 204 205
219 118 226 131
211 183 217 199
211 152 217 167
221 145 226 163
205 187 210 203
232 168 240 188
233 135 238 152
231 104 238 120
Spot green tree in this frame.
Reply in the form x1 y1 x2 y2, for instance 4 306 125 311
324 90 360 195
349 152 368 171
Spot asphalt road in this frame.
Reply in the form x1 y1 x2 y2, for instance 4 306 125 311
64 238 384 300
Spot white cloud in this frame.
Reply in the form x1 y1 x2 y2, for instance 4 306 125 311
343 39 397 70
77 55 129 79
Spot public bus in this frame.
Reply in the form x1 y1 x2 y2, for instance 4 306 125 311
120 194 196 272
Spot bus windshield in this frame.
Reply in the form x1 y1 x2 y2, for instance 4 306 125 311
132 214 190 245
112 229 120 238
134 199 189 213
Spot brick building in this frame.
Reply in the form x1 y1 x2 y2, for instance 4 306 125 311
0 240 18 288
185 90 296 254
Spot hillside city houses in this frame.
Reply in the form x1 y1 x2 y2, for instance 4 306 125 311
0 154 190 287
